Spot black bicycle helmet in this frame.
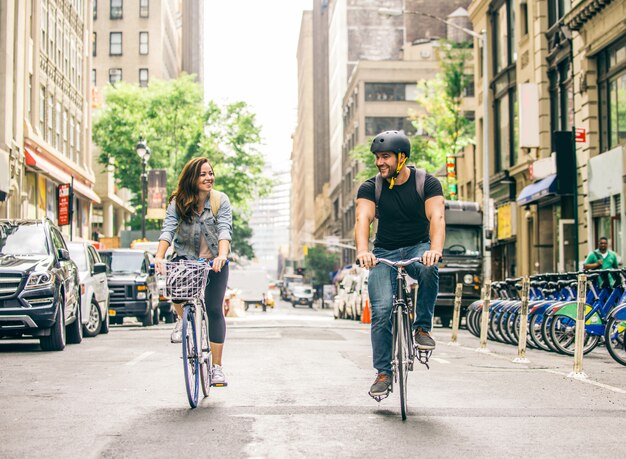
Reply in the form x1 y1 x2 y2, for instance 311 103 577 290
370 130 411 158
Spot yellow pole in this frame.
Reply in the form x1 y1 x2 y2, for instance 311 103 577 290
513 277 530 363
568 273 588 379
477 281 491 352
449 283 463 345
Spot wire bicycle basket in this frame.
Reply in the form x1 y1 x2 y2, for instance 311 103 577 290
164 260 210 301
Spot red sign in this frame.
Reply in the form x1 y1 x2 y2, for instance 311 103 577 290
575 128 586 143
58 183 71 226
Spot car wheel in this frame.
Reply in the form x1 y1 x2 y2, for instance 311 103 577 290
40 303 66 351
83 300 102 337
66 296 83 344
163 310 175 324
153 306 160 325
141 304 153 327
100 307 110 334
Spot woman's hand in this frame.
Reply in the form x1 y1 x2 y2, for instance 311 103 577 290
212 255 228 273
155 256 166 275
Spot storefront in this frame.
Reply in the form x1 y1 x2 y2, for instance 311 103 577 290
23 145 100 240
490 176 517 280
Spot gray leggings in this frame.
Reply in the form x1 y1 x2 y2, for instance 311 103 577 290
204 264 229 343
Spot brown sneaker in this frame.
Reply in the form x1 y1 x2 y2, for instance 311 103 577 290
414 327 436 350
369 373 392 397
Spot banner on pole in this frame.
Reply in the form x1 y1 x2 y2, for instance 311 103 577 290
147 169 167 220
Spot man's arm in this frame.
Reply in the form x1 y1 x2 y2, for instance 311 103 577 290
355 198 376 269
583 253 600 270
424 195 445 266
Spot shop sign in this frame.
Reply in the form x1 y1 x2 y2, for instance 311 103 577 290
575 128 586 143
58 183 72 226
496 203 516 240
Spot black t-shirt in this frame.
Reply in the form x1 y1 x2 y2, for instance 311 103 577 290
357 169 443 250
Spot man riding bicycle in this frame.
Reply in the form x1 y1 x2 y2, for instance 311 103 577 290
355 130 445 398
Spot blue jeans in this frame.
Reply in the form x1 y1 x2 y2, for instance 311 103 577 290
367 242 439 375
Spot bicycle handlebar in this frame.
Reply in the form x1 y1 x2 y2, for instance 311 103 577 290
356 256 443 268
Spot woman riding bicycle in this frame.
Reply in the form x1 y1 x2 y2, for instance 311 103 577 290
355 130 445 398
154 157 232 386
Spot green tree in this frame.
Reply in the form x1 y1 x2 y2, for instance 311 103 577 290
91 74 272 257
306 246 339 286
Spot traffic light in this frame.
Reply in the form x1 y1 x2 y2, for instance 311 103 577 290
296 267 305 276
303 244 308 256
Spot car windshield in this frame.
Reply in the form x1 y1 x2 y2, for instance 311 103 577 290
100 252 145 273
443 226 481 256
0 223 49 256
67 245 87 271
294 286 312 295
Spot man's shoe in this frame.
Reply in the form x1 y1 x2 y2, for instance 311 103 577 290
211 364 228 386
369 373 392 397
170 320 183 343
414 327 436 350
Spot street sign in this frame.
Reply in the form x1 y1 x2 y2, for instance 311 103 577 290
57 183 71 226
575 128 586 143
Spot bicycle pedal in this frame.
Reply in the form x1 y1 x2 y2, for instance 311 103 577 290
369 391 390 403
417 350 433 369
211 382 228 387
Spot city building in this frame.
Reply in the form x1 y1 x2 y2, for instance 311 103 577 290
0 0 99 240
249 167 291 278
180 0 204 84
461 0 626 279
91 0 182 239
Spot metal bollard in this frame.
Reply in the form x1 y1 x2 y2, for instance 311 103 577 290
568 273 588 379
476 281 491 353
449 283 463 345
513 276 530 363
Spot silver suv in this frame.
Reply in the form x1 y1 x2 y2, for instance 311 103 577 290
291 285 314 308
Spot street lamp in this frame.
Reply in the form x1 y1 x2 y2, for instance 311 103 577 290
136 137 151 240
378 8 492 282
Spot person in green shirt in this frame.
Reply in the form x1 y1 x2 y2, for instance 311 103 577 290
583 237 620 270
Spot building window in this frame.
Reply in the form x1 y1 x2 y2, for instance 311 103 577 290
493 0 516 75
109 68 122 84
41 2 48 52
76 121 81 155
47 95 54 145
139 68 149 87
92 32 96 57
598 36 626 152
139 32 149 55
109 32 122 56
39 87 45 135
364 82 412 101
549 59 574 142
140 0 149 17
92 69 96 87
548 0 572 28
49 7 56 62
364 117 416 136
93 0 97 19
110 0 123 19
56 102 61 148
63 110 68 156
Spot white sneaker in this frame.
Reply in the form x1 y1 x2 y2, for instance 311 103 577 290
170 320 182 343
211 364 228 386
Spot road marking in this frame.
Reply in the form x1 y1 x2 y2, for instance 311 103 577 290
125 351 155 366
541 369 626 394
430 357 450 364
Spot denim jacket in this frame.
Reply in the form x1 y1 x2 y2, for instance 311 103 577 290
158 192 233 259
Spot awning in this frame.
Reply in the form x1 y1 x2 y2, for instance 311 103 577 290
516 174 558 206
24 148 101 204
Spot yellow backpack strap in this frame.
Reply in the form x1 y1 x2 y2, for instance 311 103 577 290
209 190 222 219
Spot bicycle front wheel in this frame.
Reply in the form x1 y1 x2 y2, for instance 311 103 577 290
605 317 626 365
182 305 200 408
396 308 408 421
200 307 212 397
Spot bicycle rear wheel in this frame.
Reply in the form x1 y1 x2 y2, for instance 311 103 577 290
182 305 200 408
199 307 212 397
396 308 408 421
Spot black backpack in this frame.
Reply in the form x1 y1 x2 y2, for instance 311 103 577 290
374 165 426 219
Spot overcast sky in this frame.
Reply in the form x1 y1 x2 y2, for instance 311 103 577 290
203 1 313 169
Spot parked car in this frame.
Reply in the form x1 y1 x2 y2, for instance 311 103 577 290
98 249 159 326
0 218 82 351
66 240 110 337
291 284 314 308
134 242 176 323
346 267 369 321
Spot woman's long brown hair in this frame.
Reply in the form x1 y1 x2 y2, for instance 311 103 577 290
169 157 213 223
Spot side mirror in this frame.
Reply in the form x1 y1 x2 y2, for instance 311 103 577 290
148 263 155 276
57 248 70 261
92 262 107 275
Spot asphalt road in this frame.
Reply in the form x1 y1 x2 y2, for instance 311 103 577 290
1 298 626 458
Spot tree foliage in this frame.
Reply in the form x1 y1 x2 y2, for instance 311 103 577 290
306 246 340 286
91 74 273 257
